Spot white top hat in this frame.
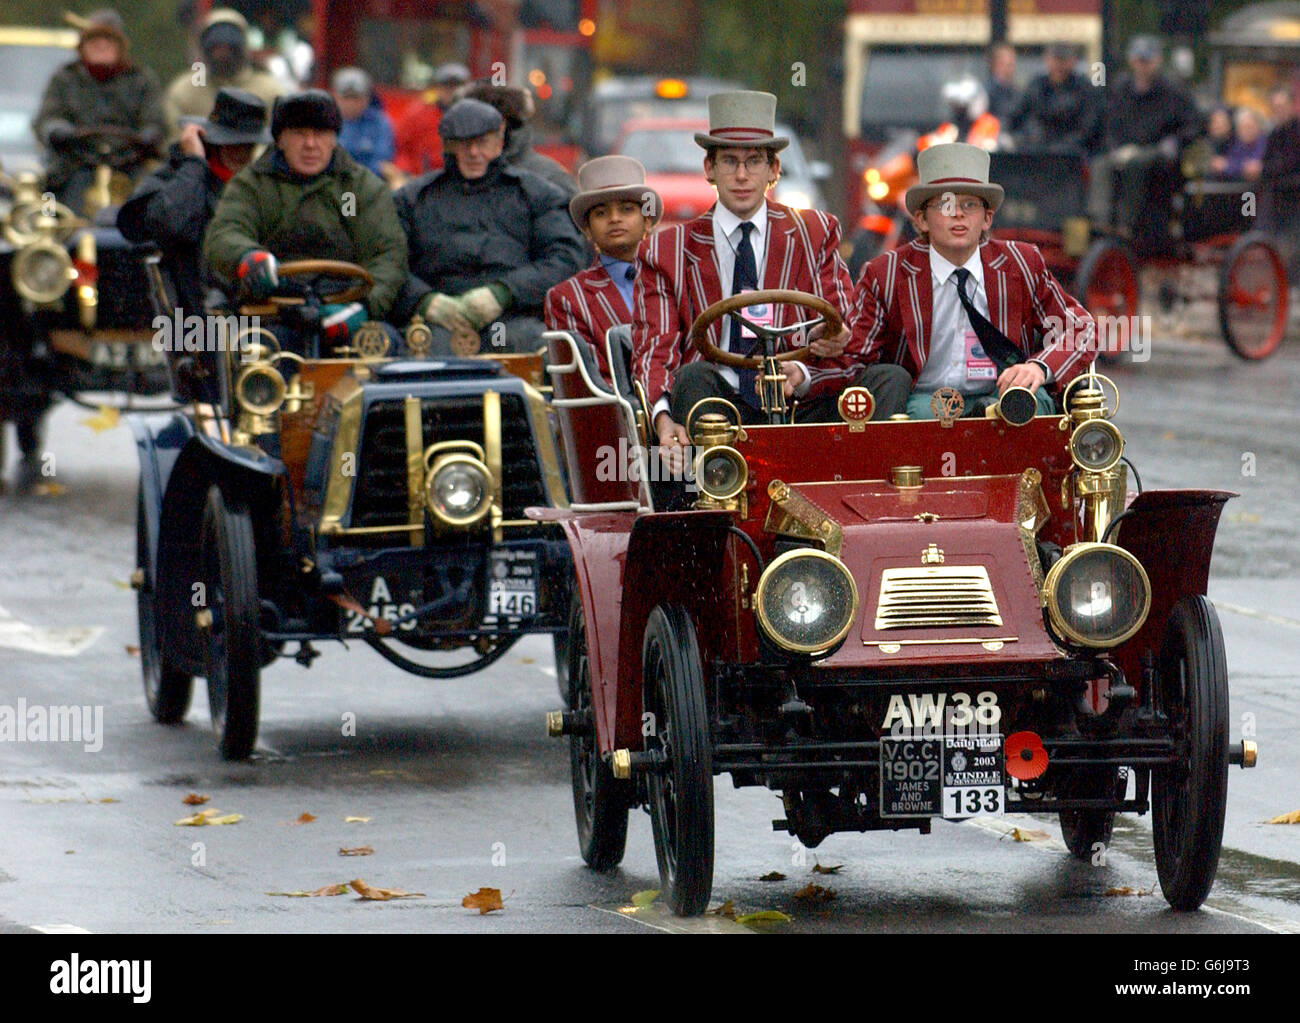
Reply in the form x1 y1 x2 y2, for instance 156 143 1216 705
904 142 1004 215
693 90 789 152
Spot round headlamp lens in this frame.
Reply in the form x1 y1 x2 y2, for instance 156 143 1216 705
1071 419 1123 472
695 445 747 501
1045 544 1150 647
755 550 859 657
427 457 491 526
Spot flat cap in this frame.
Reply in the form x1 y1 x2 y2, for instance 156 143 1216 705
432 62 471 86
437 98 503 141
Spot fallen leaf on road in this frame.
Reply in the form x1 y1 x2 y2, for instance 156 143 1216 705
174 808 241 826
1105 886 1154 897
267 884 350 897
461 887 503 914
182 793 210 806
33 482 67 497
735 910 791 927
1267 809 1300 824
124 645 140 656
519 656 535 664
811 862 843 875
759 871 786 882
81 406 120 433
794 883 836 902
631 889 660 908
1160 430 1175 442
339 846 373 857
350 878 424 901
344 816 372 823
291 812 316 824
1010 827 1050 842
707 900 736 919
98 797 118 804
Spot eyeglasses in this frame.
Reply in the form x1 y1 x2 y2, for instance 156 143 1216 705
714 154 770 174
923 198 989 216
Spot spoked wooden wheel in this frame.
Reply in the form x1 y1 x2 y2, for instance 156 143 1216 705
1076 240 1139 364
136 483 192 723
200 485 262 760
643 603 713 916
568 599 629 870
1218 232 1288 360
1152 596 1229 910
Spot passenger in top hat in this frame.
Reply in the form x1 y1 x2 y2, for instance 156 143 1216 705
632 90 860 470
842 142 1096 419
204 90 408 348
392 98 586 356
119 88 271 401
546 155 662 379
33 8 166 209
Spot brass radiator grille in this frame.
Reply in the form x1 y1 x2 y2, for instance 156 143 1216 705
874 566 1002 630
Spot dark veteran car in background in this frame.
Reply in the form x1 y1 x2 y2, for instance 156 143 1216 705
541 288 1255 916
1 24 169 468
132 260 572 759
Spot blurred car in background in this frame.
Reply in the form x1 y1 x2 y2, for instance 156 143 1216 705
579 75 743 158
612 117 831 225
0 25 79 178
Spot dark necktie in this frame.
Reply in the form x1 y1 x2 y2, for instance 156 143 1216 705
951 266 1023 372
731 221 760 406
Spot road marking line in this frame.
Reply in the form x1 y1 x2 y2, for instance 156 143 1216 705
32 924 92 934
0 605 103 657
539 666 556 678
1211 600 1300 629
962 815 1069 852
1201 903 1296 934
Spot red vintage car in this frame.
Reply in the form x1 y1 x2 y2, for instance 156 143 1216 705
536 291 1256 916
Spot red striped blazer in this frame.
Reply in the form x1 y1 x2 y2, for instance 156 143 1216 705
544 265 631 379
632 197 857 411
846 237 1097 392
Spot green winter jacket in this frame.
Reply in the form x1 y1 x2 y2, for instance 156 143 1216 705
203 145 407 320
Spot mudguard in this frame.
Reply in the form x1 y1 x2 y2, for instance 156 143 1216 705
153 431 286 667
1112 489 1234 688
128 411 194 584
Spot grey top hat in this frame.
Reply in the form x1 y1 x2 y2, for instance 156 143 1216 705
904 142 1004 215
180 87 270 146
569 155 662 229
693 90 789 152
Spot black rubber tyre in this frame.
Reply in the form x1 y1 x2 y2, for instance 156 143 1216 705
199 484 261 760
1152 596 1229 910
1218 231 1288 360
1059 767 1124 861
553 628 570 706
643 603 713 916
1075 239 1140 365
136 483 193 723
568 599 629 870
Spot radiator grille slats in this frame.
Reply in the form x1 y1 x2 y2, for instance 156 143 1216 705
874 566 1002 630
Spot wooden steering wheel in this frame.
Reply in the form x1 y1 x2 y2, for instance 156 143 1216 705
276 259 374 305
688 289 843 367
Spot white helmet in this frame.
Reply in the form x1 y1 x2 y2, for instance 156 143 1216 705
942 77 988 120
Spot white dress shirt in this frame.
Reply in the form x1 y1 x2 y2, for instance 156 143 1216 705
917 245 995 396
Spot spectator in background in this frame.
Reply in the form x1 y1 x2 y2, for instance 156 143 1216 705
986 42 1020 121
1206 106 1234 158
392 62 469 178
458 81 578 195
1211 107 1266 180
1259 86 1300 257
1087 36 1201 248
164 7 284 140
1008 42 1102 156
33 9 166 211
332 67 394 178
